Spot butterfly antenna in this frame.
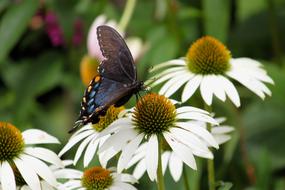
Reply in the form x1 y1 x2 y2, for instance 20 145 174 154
68 120 83 134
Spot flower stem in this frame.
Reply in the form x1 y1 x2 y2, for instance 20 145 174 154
118 0 137 33
157 135 165 190
183 165 190 190
204 104 215 190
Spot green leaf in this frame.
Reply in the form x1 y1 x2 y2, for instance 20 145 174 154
202 0 230 42
0 0 39 62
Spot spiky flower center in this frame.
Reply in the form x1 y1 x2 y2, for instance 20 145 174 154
186 36 231 75
81 167 113 190
93 106 124 132
133 93 176 135
0 122 24 162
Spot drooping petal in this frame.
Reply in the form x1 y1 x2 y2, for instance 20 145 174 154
150 59 186 72
169 153 183 182
73 134 96 165
14 158 41 190
22 129 60 144
200 76 214 105
112 182 137 190
146 135 158 181
58 130 94 157
149 69 186 87
0 162 16 190
159 72 189 95
118 134 144 173
176 112 218 125
54 168 83 179
164 74 193 97
181 75 202 102
164 132 197 170
161 151 171 174
133 158 147 180
25 147 63 167
175 122 219 149
83 138 100 167
21 154 58 187
218 76 240 107
176 106 208 115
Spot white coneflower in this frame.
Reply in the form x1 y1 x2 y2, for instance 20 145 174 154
0 122 63 190
126 117 234 182
97 93 219 181
59 106 125 167
148 36 274 107
59 166 137 190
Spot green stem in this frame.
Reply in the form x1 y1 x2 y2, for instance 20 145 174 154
183 165 190 190
157 135 165 190
118 0 137 33
204 104 215 190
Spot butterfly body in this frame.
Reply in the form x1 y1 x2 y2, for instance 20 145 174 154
69 25 145 133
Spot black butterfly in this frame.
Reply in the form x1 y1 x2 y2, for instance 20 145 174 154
69 25 145 133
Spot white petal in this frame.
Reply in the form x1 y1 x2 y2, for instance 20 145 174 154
99 148 118 168
200 76 213 105
211 75 226 101
84 138 100 167
161 151 171 174
214 134 232 145
73 134 96 165
227 69 270 99
212 126 234 134
218 76 240 107
127 143 147 168
14 158 41 190
176 122 219 149
21 154 58 187
112 182 137 190
164 133 197 170
118 134 144 172
146 135 158 181
58 130 94 157
0 162 16 190
170 127 210 152
164 74 193 97
176 106 208 115
176 112 218 125
22 129 60 144
169 153 183 182
54 168 83 179
71 124 92 138
150 70 187 87
99 128 138 153
40 181 54 190
133 159 147 180
25 147 63 167
147 67 186 85
114 173 138 184
159 72 189 95
97 118 133 139
150 59 186 72
181 75 202 102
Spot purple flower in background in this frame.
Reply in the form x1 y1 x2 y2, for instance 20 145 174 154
45 11 65 47
72 19 84 47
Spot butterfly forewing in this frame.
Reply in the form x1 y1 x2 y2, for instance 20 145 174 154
97 25 136 83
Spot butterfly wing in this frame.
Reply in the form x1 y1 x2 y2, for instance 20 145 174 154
97 25 137 83
69 76 133 133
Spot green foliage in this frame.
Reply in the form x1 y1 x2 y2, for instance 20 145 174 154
0 0 39 62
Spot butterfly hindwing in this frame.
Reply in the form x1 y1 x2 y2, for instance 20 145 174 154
97 25 136 83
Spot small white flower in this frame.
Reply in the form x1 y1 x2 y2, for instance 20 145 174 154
0 122 63 190
58 106 125 168
148 36 274 107
97 93 219 181
60 166 137 190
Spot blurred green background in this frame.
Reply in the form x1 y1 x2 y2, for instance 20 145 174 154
0 0 285 189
